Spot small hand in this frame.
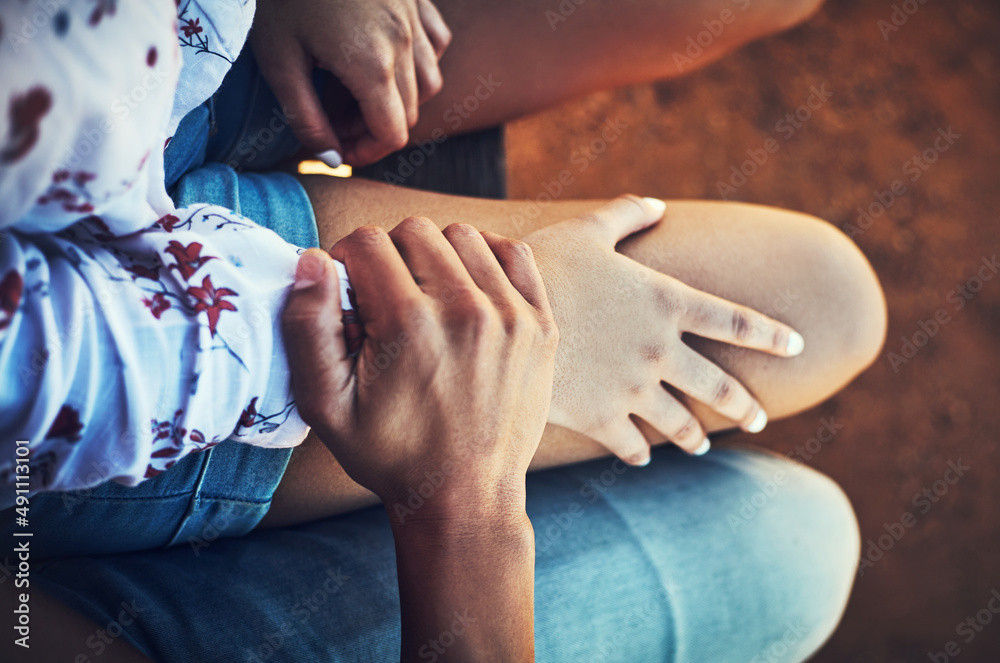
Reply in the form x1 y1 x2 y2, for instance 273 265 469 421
252 0 452 167
525 196 805 466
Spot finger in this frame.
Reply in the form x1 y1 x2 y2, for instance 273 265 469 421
282 250 352 426
670 348 768 433
412 25 444 103
330 226 422 329
388 217 474 301
417 0 453 57
637 390 711 455
345 69 410 165
480 231 554 320
682 289 806 357
395 46 420 128
568 195 667 247
442 224 518 305
256 41 343 160
593 417 653 467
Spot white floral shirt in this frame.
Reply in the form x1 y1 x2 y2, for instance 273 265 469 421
0 0 338 506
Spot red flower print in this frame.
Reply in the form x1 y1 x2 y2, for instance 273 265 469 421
181 18 203 38
126 263 161 281
0 270 23 332
239 397 259 429
1 87 52 164
89 0 117 26
147 47 158 67
143 292 172 319
188 276 237 337
165 241 215 280
156 214 182 233
47 405 84 442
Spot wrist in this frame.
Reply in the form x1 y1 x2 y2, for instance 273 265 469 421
386 483 532 551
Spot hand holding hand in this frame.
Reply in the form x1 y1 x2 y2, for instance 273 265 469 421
282 219 557 516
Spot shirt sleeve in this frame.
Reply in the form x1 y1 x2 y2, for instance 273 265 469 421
0 204 316 505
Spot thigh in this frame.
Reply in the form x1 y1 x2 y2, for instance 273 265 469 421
303 177 886 431
404 0 824 142
30 446 857 662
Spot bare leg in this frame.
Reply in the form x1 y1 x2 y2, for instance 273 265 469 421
403 0 825 141
258 177 885 528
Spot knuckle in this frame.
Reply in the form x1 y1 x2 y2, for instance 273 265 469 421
499 238 534 264
618 193 646 213
731 309 755 342
385 126 410 152
424 66 445 95
642 344 666 364
653 285 686 319
443 222 479 240
672 416 701 442
367 45 397 81
395 215 435 236
347 225 388 249
711 376 736 408
439 26 453 49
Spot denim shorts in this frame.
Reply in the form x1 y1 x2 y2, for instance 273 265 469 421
27 446 860 662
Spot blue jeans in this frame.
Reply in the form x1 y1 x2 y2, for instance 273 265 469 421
9 48 860 662
31 445 859 663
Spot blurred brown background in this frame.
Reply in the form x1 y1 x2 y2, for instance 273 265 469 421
505 0 1000 660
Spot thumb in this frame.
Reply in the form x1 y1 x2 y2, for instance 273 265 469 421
258 42 343 164
576 195 667 247
282 249 352 428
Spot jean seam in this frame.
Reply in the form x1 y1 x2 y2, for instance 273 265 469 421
164 446 214 548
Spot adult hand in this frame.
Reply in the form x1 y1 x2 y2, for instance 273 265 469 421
252 0 452 167
524 196 805 466
282 218 557 513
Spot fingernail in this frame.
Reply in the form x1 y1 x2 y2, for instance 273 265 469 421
293 253 325 290
748 409 768 434
317 150 342 168
693 437 711 456
642 197 667 215
786 331 805 356
633 454 652 467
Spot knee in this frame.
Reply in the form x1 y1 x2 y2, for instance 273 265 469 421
755 455 860 658
799 215 888 377
752 0 826 32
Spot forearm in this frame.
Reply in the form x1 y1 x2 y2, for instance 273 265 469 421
391 504 535 663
